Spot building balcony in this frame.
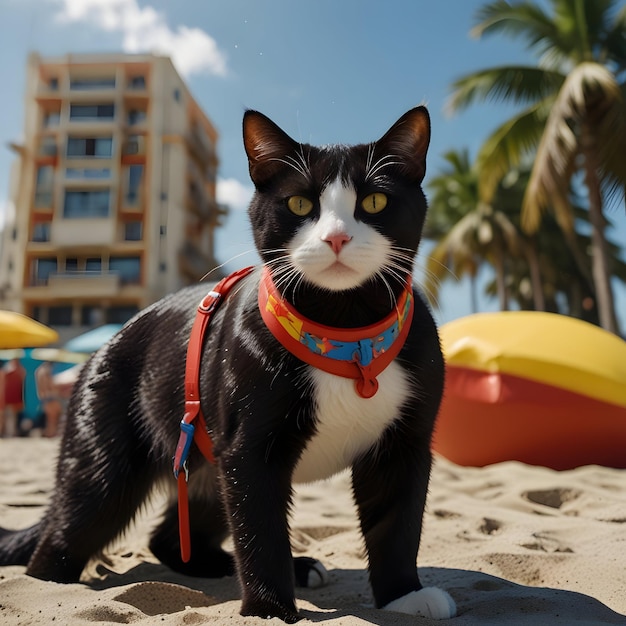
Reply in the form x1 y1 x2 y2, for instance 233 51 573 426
186 129 216 165
24 271 120 299
186 183 219 221
50 218 116 247
123 135 146 156
121 135 146 165
120 189 144 213
178 241 218 282
48 271 121 298
34 189 54 210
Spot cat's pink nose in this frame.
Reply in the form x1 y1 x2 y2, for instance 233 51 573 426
324 232 352 254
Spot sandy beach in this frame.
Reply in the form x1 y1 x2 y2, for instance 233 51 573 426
0 437 624 625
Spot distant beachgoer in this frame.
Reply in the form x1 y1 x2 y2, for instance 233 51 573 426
2 359 25 437
35 361 63 438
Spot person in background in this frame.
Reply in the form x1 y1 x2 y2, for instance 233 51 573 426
35 361 63 437
2 359 25 437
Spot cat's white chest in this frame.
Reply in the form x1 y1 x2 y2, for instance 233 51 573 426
292 363 410 484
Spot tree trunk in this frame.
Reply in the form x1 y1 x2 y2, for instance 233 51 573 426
493 244 509 311
469 272 478 314
581 124 620 334
524 239 545 311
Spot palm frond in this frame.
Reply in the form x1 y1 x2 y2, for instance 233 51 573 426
447 65 564 113
522 61 623 232
472 0 557 50
424 218 481 303
599 80 626 210
474 99 552 202
602 4 626 67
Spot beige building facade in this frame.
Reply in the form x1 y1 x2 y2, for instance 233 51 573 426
0 52 225 343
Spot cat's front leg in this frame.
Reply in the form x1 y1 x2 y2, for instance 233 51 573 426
219 450 300 623
351 431 456 620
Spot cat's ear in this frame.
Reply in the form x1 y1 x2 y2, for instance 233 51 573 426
376 106 430 182
243 110 299 186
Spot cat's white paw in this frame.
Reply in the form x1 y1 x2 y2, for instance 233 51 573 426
306 560 329 588
383 587 456 619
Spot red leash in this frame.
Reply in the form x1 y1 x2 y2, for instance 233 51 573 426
172 266 254 562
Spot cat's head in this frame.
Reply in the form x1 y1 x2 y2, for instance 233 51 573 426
243 107 430 298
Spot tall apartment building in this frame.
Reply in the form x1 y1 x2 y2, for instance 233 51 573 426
0 52 226 342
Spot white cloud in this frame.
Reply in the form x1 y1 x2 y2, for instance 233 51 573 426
216 177 254 212
51 0 227 78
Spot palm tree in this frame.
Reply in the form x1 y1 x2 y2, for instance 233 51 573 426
423 150 483 312
448 0 626 334
424 149 527 312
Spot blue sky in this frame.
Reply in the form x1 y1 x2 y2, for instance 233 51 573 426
0 0 624 329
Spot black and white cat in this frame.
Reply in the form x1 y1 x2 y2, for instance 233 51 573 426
0 107 456 622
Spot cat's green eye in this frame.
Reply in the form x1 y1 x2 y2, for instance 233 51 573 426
287 195 314 216
361 192 388 214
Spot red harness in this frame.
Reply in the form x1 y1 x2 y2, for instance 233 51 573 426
173 266 414 561
172 266 254 562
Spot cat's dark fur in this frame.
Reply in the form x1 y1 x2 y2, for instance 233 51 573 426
0 107 455 622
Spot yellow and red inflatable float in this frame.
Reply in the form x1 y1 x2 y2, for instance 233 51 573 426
433 312 626 470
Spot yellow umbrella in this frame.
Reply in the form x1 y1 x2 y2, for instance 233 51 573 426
0 310 59 349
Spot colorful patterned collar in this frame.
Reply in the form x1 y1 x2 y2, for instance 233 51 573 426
258 267 414 398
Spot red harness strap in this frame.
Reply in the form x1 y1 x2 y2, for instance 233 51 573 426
172 266 255 562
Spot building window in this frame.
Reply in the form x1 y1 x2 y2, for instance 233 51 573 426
67 136 113 158
128 75 146 90
39 136 58 157
63 189 111 218
34 165 54 207
124 221 143 241
85 257 102 273
109 256 141 285
65 258 78 273
48 305 73 326
173 88 181 102
70 77 116 90
32 222 51 242
65 167 111 180
106 305 138 324
32 257 57 286
43 111 60 127
123 135 144 156
36 165 54 186
125 164 143 205
69 104 115 121
127 109 147 125
48 77 59 91
32 306 43 323
81 305 103 326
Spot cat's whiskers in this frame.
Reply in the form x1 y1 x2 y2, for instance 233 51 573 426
412 261 445 311
365 153 402 182
384 250 414 279
199 249 260 282
295 144 312 179
268 152 311 181
261 253 305 296
365 143 376 176
371 270 398 310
